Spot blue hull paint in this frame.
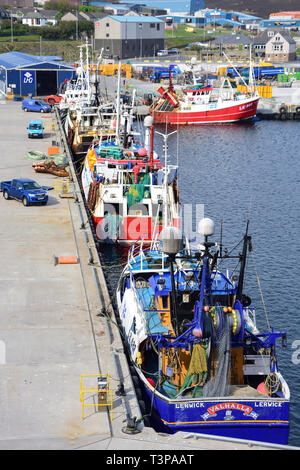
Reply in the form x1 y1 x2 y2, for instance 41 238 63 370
142 383 290 445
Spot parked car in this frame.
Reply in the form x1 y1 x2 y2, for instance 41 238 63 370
22 99 51 113
27 120 44 138
167 48 179 55
156 50 169 56
1 178 48 206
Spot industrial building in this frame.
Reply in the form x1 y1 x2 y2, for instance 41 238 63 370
94 15 165 59
0 52 75 97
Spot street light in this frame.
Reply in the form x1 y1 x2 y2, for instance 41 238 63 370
139 23 142 58
10 9 13 44
76 9 79 41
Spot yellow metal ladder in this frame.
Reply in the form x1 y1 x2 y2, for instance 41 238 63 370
80 374 113 421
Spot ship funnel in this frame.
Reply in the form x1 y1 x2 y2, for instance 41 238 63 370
159 226 183 256
198 218 215 237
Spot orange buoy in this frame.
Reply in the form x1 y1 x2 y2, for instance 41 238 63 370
54 256 79 266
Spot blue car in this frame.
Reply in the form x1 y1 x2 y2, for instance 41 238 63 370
22 99 51 113
1 178 49 206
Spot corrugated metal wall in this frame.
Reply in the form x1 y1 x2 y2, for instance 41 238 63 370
4 67 75 97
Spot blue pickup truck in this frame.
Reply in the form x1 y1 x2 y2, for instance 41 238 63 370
27 120 44 138
1 178 48 206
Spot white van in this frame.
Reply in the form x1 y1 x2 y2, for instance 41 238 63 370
156 50 168 56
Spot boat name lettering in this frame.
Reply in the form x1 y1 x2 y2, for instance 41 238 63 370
201 403 258 421
254 401 283 407
175 402 205 409
239 102 253 111
127 330 136 356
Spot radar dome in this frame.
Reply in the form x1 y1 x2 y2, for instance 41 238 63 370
159 226 183 255
144 115 153 127
198 218 215 237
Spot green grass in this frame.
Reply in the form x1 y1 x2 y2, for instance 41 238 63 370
165 25 241 49
0 35 40 42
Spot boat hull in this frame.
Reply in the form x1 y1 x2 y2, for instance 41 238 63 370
141 382 290 445
152 98 259 125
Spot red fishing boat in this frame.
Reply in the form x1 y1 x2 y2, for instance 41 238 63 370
150 75 259 125
81 116 180 243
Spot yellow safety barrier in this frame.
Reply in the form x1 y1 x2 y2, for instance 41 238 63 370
46 122 56 132
80 374 113 421
54 178 69 194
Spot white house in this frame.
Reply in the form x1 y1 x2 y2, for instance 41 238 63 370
22 9 58 27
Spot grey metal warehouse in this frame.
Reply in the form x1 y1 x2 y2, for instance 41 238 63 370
0 51 75 97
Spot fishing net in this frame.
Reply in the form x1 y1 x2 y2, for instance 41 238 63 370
203 315 231 398
25 150 46 161
126 184 145 208
46 154 68 167
179 343 208 398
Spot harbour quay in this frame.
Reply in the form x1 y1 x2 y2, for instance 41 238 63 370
0 100 298 451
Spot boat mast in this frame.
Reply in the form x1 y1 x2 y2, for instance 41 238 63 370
116 62 122 145
156 129 177 228
236 219 252 301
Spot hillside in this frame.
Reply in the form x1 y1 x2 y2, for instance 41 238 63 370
204 0 300 18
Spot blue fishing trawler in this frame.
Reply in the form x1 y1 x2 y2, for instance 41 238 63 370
116 219 290 445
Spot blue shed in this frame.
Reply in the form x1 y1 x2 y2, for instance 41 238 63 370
0 52 75 97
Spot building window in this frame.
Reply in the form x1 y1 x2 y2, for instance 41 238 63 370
156 23 160 30
150 23 155 28
106 33 109 38
106 23 109 27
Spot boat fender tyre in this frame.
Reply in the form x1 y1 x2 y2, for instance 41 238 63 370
279 105 287 114
3 190 10 200
22 196 29 207
280 112 287 121
138 400 150 426
295 106 300 114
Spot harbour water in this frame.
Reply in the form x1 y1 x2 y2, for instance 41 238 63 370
99 118 300 446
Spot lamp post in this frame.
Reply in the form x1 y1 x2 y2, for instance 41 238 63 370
139 23 142 58
76 9 79 41
10 9 13 44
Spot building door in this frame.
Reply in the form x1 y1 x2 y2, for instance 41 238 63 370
36 70 57 96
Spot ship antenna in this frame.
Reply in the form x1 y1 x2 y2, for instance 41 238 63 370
220 219 223 258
